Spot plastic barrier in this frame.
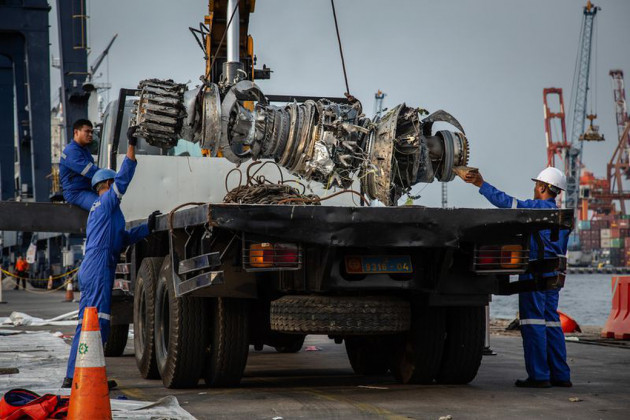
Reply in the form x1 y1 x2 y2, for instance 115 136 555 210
601 276 630 340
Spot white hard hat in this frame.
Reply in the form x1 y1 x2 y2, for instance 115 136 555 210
531 167 567 192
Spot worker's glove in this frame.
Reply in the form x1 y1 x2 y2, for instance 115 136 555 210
147 210 161 233
127 126 138 147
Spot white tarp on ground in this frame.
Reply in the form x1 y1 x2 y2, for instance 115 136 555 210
0 329 195 419
0 310 79 326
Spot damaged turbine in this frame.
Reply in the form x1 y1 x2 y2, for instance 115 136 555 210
131 78 469 206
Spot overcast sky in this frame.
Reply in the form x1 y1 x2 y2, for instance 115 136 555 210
49 0 630 209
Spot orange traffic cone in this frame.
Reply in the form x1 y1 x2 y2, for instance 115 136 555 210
64 280 74 302
67 306 112 419
47 275 53 290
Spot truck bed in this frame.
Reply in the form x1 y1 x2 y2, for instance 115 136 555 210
132 203 574 247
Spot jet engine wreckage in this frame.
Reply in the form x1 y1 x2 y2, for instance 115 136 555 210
131 78 470 206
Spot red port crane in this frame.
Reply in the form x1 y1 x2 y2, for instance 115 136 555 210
543 88 571 168
607 70 630 214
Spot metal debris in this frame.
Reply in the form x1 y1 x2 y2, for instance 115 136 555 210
132 79 471 205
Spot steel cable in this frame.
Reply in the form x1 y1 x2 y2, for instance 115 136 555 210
330 0 350 95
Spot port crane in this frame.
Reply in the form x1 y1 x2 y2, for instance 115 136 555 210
606 70 630 214
565 1 603 215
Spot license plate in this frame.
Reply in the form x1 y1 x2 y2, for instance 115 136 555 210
345 255 413 274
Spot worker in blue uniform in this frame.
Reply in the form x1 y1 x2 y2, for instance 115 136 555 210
59 119 100 211
464 167 572 388
62 127 160 388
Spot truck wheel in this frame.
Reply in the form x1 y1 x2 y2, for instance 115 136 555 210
273 334 306 353
203 298 250 387
154 258 207 388
345 336 391 375
436 306 485 384
271 296 410 334
104 324 129 357
133 257 163 379
389 306 446 384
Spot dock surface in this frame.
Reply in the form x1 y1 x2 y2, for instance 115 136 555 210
1 287 629 419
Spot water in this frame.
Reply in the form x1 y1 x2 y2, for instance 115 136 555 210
490 274 615 326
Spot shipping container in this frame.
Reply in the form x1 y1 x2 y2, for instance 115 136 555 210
611 238 624 248
601 229 612 239
578 220 591 230
601 238 612 248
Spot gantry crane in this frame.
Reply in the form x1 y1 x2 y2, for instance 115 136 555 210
606 70 630 214
543 88 570 169
565 1 603 215
542 87 608 219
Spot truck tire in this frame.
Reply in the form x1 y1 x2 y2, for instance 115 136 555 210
133 257 164 379
274 335 306 353
436 306 485 384
154 258 208 388
104 324 129 357
389 306 446 384
271 296 410 334
345 336 392 375
203 298 250 387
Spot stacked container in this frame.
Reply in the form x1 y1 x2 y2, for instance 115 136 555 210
575 215 630 266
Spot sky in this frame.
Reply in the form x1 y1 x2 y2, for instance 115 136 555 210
48 0 630 209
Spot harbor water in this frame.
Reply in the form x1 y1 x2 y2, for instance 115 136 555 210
490 273 616 326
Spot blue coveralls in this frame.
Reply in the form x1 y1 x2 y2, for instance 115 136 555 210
65 157 149 379
479 182 571 382
60 140 100 211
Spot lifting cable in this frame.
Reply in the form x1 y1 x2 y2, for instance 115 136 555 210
330 0 351 96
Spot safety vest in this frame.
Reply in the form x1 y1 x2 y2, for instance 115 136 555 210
0 388 69 419
16 259 28 272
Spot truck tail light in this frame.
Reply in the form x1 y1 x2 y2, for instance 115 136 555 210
500 245 523 269
245 241 301 271
474 245 528 273
274 244 299 265
250 243 274 268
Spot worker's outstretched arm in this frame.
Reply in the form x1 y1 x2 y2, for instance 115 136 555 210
100 155 137 212
464 171 550 209
126 144 136 162
122 224 149 247
481 183 557 209
61 148 99 178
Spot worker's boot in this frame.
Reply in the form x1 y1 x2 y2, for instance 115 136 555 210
61 377 72 388
514 378 551 388
551 379 572 387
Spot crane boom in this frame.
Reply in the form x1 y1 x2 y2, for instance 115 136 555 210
566 1 600 212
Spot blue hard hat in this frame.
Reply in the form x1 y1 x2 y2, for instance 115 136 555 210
91 168 116 189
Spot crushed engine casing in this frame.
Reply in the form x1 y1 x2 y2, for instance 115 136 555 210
131 79 469 206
